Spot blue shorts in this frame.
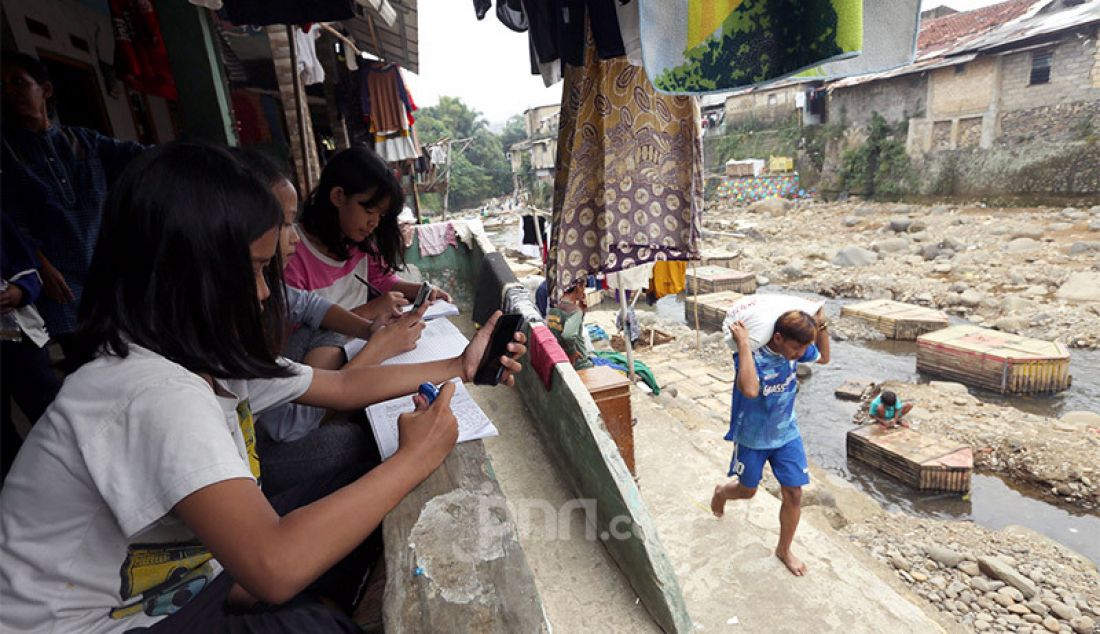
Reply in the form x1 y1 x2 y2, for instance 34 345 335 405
728 437 810 489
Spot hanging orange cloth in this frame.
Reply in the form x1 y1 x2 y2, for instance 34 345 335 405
649 261 687 299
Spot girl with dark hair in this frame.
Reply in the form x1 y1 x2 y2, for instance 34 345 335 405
285 145 451 317
0 143 525 632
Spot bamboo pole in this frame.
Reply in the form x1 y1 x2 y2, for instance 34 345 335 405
617 273 636 383
692 260 701 351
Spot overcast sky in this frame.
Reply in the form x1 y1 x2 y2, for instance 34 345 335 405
405 0 1011 126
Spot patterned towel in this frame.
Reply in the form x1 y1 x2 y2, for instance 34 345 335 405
792 0 920 82
639 0 863 94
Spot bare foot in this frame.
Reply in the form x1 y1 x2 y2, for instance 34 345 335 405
710 485 726 517
776 550 808 576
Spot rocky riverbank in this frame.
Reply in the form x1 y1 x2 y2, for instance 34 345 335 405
703 200 1100 349
856 381 1100 512
843 513 1100 634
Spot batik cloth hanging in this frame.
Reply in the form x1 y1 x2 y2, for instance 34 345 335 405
548 35 701 298
639 0 863 95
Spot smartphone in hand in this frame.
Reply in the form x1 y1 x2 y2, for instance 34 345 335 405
473 313 525 386
412 282 432 309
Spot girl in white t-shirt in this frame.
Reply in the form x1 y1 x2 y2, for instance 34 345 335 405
0 143 525 633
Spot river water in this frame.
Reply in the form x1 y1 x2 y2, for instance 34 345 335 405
482 220 1100 564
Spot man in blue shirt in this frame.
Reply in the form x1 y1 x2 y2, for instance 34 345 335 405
2 52 145 362
710 308 830 576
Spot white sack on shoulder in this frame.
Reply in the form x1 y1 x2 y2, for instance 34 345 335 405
722 295 825 351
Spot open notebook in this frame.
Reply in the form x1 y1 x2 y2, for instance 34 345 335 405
359 318 498 459
402 300 460 321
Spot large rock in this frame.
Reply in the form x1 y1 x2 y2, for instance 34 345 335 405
926 545 963 567
977 556 1038 599
958 289 985 307
888 217 912 232
1057 272 1100 303
832 246 878 267
941 236 966 251
1068 241 1100 255
1003 295 1037 314
1060 411 1100 428
749 196 791 215
1089 218 1100 232
873 238 910 254
1011 224 1045 240
1005 238 1042 253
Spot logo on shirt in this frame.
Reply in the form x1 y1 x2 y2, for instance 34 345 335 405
111 542 215 619
762 373 796 397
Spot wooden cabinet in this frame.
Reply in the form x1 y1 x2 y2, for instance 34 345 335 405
578 366 635 476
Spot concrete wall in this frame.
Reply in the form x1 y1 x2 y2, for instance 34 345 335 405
997 27 1100 113
3 0 175 143
524 104 561 138
929 57 996 116
828 73 927 128
723 84 803 126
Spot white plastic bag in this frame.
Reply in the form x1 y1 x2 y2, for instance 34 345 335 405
722 294 824 351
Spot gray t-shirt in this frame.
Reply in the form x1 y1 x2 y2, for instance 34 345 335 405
285 285 334 328
0 344 312 633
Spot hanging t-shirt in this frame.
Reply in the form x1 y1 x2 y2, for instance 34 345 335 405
293 26 325 86
0 344 312 633
725 344 819 450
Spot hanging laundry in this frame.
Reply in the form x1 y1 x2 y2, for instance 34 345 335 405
547 32 701 298
497 0 528 32
790 0 920 82
109 0 177 100
649 261 688 299
360 63 420 163
259 94 288 146
558 0 625 67
472 0 491 19
223 0 354 26
614 0 642 67
416 222 457 257
606 263 655 290
639 0 862 94
230 90 267 144
188 0 223 8
429 145 447 166
521 215 547 246
293 27 325 86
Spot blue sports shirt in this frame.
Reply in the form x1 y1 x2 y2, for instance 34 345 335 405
724 344 820 450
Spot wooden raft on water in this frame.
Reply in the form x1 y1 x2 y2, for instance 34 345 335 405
685 266 757 295
840 299 949 340
683 290 743 331
847 425 973 493
916 325 1071 394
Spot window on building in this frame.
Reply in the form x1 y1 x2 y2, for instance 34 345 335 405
954 63 967 75
1029 50 1052 85
767 94 778 107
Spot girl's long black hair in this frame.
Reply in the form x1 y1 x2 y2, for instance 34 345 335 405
299 145 405 273
74 142 291 379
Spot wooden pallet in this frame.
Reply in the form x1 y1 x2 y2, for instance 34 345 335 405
684 290 743 331
841 299 949 340
916 325 1071 394
847 425 973 492
685 266 757 295
697 250 742 270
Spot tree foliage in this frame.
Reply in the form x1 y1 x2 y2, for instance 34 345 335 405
839 113 915 200
500 114 527 150
416 97 513 210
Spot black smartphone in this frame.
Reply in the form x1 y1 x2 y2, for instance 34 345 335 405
412 282 432 309
473 313 525 386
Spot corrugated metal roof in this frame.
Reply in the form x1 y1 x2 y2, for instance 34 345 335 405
958 0 1100 54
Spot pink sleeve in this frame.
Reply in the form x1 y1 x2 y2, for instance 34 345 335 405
283 251 310 290
367 253 401 293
